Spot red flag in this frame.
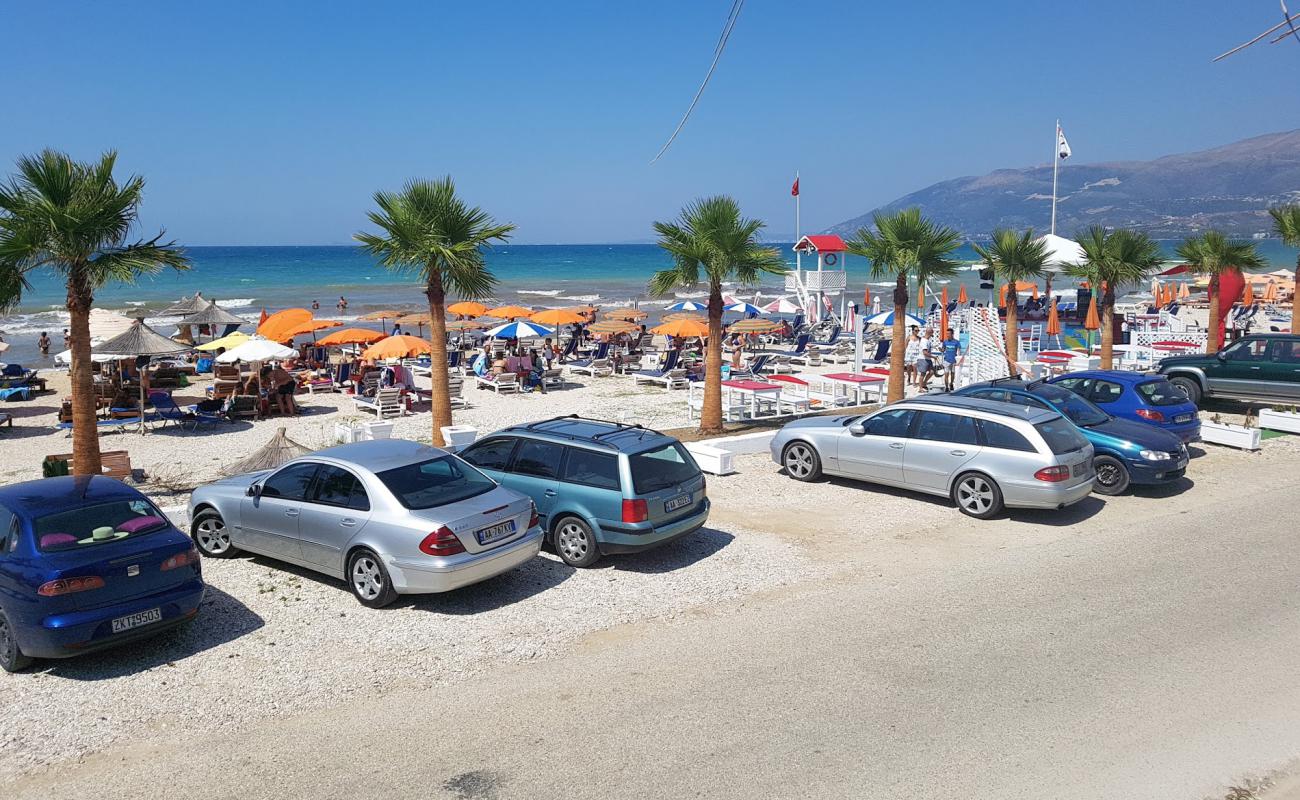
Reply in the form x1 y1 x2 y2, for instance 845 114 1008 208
791 176 799 196
258 308 268 326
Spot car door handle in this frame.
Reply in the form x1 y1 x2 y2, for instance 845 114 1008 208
949 450 967 457
340 518 357 527
1249 366 1261 370
544 490 557 497
889 442 904 449
284 509 300 518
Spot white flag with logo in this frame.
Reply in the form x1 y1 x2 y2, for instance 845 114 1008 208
1057 124 1072 160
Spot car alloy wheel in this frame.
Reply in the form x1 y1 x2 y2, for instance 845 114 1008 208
956 475 995 515
351 555 385 601
783 442 822 481
195 516 231 555
556 521 589 562
0 613 32 672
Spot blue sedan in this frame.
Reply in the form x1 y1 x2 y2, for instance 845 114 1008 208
954 379 1189 496
0 477 205 672
1047 370 1201 444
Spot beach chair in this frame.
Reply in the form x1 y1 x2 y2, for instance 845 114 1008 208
540 368 566 390
867 339 891 364
227 395 260 421
0 412 11 431
354 387 404 417
557 337 580 362
568 342 609 370
150 365 182 388
633 350 687 389
766 354 794 374
813 326 841 348
359 370 383 397
727 354 770 380
476 372 520 393
447 350 463 374
569 358 613 378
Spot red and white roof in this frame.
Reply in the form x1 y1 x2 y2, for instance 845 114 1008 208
793 235 847 253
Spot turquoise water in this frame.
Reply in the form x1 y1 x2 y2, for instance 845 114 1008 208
3 240 1295 365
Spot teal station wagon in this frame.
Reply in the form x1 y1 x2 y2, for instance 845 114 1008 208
459 417 710 567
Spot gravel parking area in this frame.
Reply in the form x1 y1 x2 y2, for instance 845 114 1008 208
0 520 812 778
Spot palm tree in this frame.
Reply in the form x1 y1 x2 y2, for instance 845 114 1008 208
0 150 188 476
649 197 785 434
1175 231 1264 352
355 177 514 446
972 229 1049 365
1268 205 1300 331
846 208 961 402
1065 227 1163 369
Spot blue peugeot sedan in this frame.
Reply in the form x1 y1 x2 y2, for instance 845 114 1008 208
459 416 709 567
954 378 1189 496
1047 370 1201 444
0 476 205 672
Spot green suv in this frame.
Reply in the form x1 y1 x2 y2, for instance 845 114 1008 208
1157 334 1300 405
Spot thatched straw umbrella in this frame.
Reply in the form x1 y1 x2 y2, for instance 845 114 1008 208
92 320 190 433
223 427 311 476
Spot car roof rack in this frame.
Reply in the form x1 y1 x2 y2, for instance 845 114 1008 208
509 415 659 447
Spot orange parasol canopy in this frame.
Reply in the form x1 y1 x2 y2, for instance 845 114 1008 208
1083 293 1101 330
1241 280 1255 306
317 328 387 346
939 287 949 336
1262 281 1278 303
1045 299 1061 336
728 318 781 334
651 319 710 338
1178 282 1190 300
362 335 434 360
664 312 706 323
862 286 871 309
917 281 925 308
957 285 969 304
530 308 587 326
1031 284 1039 300
488 305 534 320
283 319 344 338
258 309 315 342
359 310 407 322
606 309 648 321
588 319 639 335
446 301 488 317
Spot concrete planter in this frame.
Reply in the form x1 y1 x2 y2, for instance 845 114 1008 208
683 442 736 475
335 423 366 444
1200 420 1261 451
1259 408 1300 434
440 425 478 451
365 421 395 440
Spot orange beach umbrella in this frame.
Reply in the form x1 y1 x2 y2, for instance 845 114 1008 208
1046 299 1061 336
488 305 534 320
651 319 710 338
862 286 871 309
1083 294 1100 330
258 308 313 342
939 287 949 335
317 328 387 346
530 308 587 326
1178 282 1190 300
283 319 344 339
446 301 488 317
957 285 968 304
362 334 434 360
1262 281 1278 303
1241 280 1255 306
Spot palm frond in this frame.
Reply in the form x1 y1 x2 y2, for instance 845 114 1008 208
1269 206 1300 248
846 207 961 282
648 195 782 296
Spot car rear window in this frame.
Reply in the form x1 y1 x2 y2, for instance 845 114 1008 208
975 419 1035 452
561 448 621 490
377 456 496 510
1135 379 1188 406
629 442 700 494
1033 419 1089 454
35 499 170 552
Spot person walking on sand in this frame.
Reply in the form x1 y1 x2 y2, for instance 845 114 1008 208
917 327 935 391
904 326 921 387
940 327 963 392
38 332 50 356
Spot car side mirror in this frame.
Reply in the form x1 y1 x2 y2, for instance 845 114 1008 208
848 422 867 436
246 483 261 498
1216 352 1227 362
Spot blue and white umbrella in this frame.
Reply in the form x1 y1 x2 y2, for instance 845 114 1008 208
866 310 925 327
724 301 764 315
666 300 708 312
485 320 555 339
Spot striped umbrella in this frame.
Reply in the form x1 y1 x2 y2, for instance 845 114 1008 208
666 300 708 312
485 320 555 339
605 309 648 321
588 319 639 335
866 310 924 327
664 312 706 323
724 301 764 315
728 318 781 334
762 296 803 314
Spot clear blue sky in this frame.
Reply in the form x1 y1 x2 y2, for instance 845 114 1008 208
2 0 1297 245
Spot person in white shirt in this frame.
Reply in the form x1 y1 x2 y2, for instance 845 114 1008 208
904 326 922 387
916 328 935 390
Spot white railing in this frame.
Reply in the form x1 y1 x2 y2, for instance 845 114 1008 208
786 271 847 293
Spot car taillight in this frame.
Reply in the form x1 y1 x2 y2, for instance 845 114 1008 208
419 526 465 557
1034 465 1071 483
1135 408 1165 422
528 504 540 530
701 476 707 496
161 547 200 571
621 499 649 524
37 576 106 596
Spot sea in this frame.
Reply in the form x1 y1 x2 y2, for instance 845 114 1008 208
2 241 1296 366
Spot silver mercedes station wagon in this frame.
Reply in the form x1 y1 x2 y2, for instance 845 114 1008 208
188 440 543 607
770 395 1095 519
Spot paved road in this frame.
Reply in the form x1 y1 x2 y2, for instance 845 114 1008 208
11 457 1300 799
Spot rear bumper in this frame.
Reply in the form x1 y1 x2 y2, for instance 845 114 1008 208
595 500 710 554
18 580 206 660
1002 476 1096 510
387 527 544 594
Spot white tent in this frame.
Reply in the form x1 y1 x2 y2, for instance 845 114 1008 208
215 336 296 363
1035 233 1085 274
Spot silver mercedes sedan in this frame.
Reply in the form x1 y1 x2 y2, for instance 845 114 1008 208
188 440 544 607
770 394 1096 519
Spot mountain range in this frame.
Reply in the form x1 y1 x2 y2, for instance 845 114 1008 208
829 129 1300 239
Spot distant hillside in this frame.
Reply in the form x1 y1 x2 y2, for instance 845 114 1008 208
829 129 1300 239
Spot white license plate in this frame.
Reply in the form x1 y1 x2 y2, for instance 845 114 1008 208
664 493 691 512
476 520 516 545
1071 462 1089 477
112 607 161 634
1176 458 1188 469
1174 414 1193 423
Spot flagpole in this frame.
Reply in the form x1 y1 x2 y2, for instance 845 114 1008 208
1050 120 1060 236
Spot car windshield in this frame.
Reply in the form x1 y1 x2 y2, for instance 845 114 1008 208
376 456 496 510
34 499 170 552
629 442 700 494
1032 384 1109 427
1135 379 1188 406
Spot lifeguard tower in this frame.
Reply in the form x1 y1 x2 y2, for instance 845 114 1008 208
789 235 848 325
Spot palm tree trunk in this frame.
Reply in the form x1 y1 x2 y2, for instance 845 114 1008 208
1100 287 1116 369
1005 287 1019 364
425 270 452 447
699 288 725 434
1206 274 1222 353
66 273 103 476
887 274 908 403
